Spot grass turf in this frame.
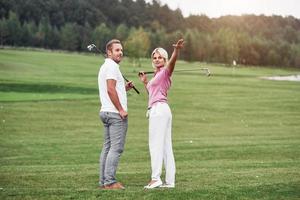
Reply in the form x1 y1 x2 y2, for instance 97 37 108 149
0 49 300 199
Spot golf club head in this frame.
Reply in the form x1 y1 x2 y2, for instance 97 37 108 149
87 44 93 51
87 44 95 51
87 44 103 55
206 69 211 76
200 68 211 76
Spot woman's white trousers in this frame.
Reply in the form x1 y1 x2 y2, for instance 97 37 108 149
148 102 175 185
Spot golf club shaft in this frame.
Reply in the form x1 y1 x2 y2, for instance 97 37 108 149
138 68 210 75
122 75 140 94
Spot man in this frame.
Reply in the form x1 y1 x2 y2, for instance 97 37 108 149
98 39 134 189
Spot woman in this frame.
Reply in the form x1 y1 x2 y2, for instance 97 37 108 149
139 39 184 189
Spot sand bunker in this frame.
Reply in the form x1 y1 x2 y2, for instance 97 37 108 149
261 75 300 82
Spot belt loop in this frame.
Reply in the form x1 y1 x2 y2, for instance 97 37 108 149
146 107 151 118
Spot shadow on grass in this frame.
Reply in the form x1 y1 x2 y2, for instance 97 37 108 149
0 83 98 94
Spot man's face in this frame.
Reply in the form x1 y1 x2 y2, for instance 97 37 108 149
107 43 123 63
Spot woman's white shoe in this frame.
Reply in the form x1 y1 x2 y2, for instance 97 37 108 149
144 180 162 189
159 184 175 188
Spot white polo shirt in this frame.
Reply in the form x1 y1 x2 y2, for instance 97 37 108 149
98 58 127 113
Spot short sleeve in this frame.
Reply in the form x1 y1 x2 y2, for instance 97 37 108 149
105 65 118 80
163 67 172 77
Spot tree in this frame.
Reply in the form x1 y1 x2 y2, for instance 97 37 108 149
124 27 150 66
276 41 292 66
92 23 112 52
291 44 300 67
212 28 239 64
236 31 251 65
26 21 38 47
19 21 32 46
185 15 212 32
47 26 60 49
115 23 129 41
78 22 93 51
0 0 12 19
60 23 79 51
35 17 53 48
283 25 299 43
182 30 193 61
6 11 21 45
148 25 167 55
0 18 8 45
182 29 211 62
267 49 280 66
47 0 65 28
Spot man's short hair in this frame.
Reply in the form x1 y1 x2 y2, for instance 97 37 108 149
106 39 121 55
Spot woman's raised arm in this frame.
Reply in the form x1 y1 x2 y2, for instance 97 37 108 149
167 39 184 74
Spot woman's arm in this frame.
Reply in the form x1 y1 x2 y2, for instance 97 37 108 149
138 72 149 94
167 39 184 74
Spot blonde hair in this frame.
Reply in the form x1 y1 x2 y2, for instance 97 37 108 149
151 47 168 68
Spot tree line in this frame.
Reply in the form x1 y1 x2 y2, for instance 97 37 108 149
0 0 300 68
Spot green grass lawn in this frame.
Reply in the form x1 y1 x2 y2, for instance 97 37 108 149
0 49 300 199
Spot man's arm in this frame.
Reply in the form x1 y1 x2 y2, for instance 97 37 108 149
107 79 128 119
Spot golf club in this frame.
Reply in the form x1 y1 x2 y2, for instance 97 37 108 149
138 68 211 76
87 44 140 94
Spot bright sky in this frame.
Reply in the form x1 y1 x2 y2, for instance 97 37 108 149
145 0 300 18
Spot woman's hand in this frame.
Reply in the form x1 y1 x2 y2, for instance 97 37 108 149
138 71 148 85
172 39 184 50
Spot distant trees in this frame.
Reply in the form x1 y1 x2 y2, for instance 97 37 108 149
60 23 79 51
0 0 300 68
5 11 21 46
92 23 112 51
291 44 300 66
124 27 151 66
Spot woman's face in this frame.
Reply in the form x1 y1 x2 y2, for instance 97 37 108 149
152 52 165 69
